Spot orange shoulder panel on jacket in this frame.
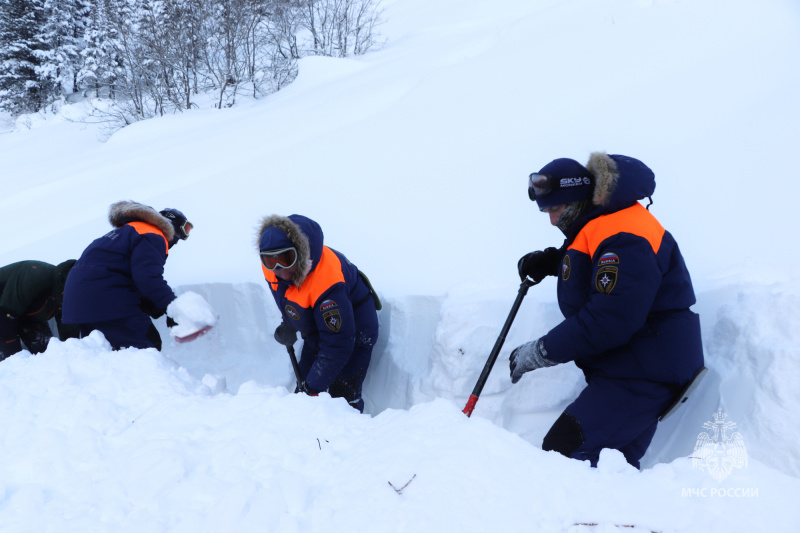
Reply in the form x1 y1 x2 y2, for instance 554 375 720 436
262 266 279 291
568 203 664 259
261 246 345 308
127 221 169 254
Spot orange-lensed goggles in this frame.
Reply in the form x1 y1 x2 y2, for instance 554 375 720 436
260 247 298 270
179 221 194 239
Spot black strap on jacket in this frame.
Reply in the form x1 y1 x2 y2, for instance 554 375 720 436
353 270 382 311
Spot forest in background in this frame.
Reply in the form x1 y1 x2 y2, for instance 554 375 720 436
0 0 382 126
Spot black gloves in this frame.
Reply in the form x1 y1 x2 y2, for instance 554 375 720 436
139 297 166 319
517 247 562 282
274 321 297 346
139 298 176 328
509 338 559 383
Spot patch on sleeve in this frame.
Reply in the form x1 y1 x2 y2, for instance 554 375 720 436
595 266 618 295
285 305 300 320
598 252 620 266
320 299 337 311
323 309 342 332
561 255 572 281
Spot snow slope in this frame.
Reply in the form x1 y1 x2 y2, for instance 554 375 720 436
1 0 799 531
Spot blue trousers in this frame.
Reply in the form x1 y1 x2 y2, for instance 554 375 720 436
542 376 675 469
79 313 162 351
298 299 379 412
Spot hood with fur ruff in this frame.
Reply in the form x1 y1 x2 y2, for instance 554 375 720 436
560 152 656 241
256 214 321 287
109 201 176 243
586 152 655 213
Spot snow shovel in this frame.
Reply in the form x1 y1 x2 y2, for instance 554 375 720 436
463 278 538 417
286 345 303 389
658 365 708 421
174 325 214 343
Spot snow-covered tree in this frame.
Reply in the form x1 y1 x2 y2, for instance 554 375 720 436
35 0 91 98
0 0 48 114
164 0 207 108
79 0 118 96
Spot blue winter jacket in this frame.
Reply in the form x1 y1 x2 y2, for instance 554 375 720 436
63 201 177 324
258 215 378 393
543 154 704 387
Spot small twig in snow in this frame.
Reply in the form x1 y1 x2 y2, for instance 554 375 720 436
573 524 658 533
388 474 416 495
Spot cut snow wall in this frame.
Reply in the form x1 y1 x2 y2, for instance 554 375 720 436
159 281 800 476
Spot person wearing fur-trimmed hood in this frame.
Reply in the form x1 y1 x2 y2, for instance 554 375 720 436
510 152 704 469
62 200 193 351
257 214 380 413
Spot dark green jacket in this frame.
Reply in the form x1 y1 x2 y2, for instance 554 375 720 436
0 260 77 344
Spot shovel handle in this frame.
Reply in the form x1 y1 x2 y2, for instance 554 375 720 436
287 345 303 387
463 278 537 417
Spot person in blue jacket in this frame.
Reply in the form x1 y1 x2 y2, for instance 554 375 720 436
510 152 704 469
257 214 380 413
62 200 193 351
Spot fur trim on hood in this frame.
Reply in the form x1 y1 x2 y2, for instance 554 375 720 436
558 152 655 242
109 200 176 242
586 152 619 207
552 152 619 235
256 215 313 287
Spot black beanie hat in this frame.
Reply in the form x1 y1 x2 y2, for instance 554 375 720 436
533 158 594 210
160 208 192 241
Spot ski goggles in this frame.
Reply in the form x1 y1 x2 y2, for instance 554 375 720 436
177 221 193 240
527 173 592 201
260 247 298 270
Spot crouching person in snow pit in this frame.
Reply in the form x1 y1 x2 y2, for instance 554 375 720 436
509 153 704 469
0 259 79 361
62 201 193 351
257 214 380 413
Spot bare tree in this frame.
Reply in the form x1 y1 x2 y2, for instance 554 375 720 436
52 0 384 131
300 0 383 58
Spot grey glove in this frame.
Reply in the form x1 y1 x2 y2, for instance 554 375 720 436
509 338 559 383
274 321 298 346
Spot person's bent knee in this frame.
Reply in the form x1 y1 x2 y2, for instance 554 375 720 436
328 373 364 412
542 411 585 457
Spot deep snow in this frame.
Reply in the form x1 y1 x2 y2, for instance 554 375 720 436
1 0 800 531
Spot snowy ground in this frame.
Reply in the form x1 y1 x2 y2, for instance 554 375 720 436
1 0 800 531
